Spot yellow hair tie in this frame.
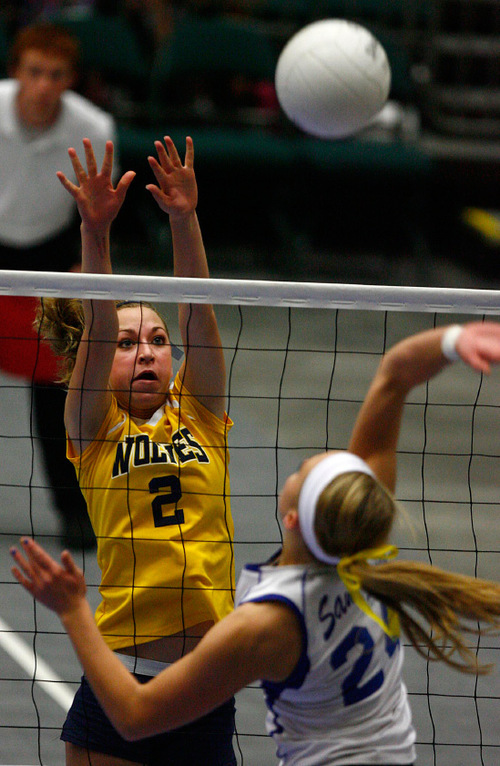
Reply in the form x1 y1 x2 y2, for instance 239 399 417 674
336 544 400 638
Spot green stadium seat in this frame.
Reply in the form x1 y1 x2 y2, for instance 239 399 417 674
249 0 312 24
315 0 432 28
148 13 279 126
50 11 149 93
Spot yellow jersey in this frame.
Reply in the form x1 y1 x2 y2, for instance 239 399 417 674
68 374 234 649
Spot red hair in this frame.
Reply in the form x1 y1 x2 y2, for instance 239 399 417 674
9 23 80 73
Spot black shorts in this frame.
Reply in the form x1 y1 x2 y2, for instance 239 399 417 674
61 674 237 766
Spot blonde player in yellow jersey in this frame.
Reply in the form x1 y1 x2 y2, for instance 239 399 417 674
36 137 236 766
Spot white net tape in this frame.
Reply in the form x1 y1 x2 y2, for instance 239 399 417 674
0 269 500 314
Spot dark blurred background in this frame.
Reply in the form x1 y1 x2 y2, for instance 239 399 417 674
1 0 499 287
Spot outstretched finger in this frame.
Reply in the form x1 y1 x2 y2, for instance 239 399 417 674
82 138 98 176
56 171 79 197
100 140 115 178
9 546 32 578
61 551 86 591
148 154 168 187
184 136 194 168
153 140 173 172
10 546 39 595
68 146 87 182
164 136 182 167
11 563 35 594
22 537 58 573
146 184 168 208
114 170 136 201
60 550 78 573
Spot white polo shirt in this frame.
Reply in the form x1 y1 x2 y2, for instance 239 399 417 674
0 80 116 247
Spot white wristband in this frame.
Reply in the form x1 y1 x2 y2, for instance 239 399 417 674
441 325 463 362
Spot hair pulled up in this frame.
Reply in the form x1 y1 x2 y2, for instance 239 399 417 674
35 298 166 387
35 298 84 386
315 472 500 675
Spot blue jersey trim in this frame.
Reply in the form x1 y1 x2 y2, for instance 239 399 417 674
247 593 310 702
243 549 282 574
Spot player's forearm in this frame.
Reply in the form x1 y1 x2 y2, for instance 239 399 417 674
171 211 226 398
78 225 118 340
380 327 450 393
60 600 145 740
170 211 209 279
80 223 113 275
349 327 451 488
352 328 450 450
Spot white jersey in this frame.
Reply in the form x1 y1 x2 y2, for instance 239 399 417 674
0 80 116 247
236 556 416 765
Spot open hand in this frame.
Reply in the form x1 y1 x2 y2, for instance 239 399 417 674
57 139 135 235
456 322 500 374
11 538 87 617
146 136 197 218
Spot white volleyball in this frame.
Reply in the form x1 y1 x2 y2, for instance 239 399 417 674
275 19 392 139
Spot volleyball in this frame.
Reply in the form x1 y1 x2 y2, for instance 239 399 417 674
275 19 392 139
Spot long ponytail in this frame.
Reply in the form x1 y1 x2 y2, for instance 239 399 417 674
357 559 500 674
315 472 500 674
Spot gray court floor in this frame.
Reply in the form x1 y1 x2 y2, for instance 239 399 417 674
0 268 499 765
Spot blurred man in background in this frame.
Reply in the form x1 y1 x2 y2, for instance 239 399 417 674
0 23 117 549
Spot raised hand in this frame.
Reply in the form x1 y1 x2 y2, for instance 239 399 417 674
146 136 197 218
456 322 500 374
57 139 136 235
11 538 87 617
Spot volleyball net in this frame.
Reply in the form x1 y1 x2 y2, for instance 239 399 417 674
0 270 499 766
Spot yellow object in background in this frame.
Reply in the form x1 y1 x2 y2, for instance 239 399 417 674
462 207 500 245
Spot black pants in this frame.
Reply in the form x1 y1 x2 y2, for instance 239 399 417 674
0 223 79 272
32 384 95 549
1 226 94 548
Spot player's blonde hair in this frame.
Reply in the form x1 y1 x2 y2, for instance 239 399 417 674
315 472 500 675
35 298 168 387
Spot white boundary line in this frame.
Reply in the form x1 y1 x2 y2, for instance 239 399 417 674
0 270 499 314
0 616 73 711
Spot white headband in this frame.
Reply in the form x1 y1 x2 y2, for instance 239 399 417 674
298 452 375 565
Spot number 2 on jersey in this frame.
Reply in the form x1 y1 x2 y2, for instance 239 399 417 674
331 609 398 707
149 475 184 527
